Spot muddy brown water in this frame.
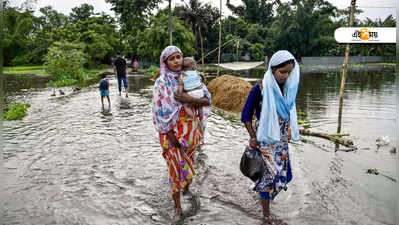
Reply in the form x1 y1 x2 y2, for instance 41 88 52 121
2 70 396 225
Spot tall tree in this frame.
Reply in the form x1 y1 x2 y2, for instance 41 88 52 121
2 6 35 65
69 3 95 23
105 0 162 34
30 6 67 64
226 0 278 26
272 0 337 57
174 0 220 67
135 12 196 62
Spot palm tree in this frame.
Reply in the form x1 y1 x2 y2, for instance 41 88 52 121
175 0 220 69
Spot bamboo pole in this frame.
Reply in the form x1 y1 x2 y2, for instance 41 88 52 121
337 0 356 134
217 0 222 77
168 0 173 45
197 37 238 64
299 129 356 149
199 27 204 74
0 2 3 138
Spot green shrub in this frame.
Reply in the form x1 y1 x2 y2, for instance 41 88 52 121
10 54 33 66
4 103 31 120
47 74 77 87
145 65 160 77
249 43 265 61
44 41 87 81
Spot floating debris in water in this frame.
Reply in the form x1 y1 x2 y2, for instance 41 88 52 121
366 168 379 175
376 136 389 149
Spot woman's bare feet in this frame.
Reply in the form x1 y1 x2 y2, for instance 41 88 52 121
174 207 182 216
263 215 285 225
263 216 274 225
172 207 183 225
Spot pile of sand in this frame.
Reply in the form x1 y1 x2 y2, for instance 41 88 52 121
207 75 253 113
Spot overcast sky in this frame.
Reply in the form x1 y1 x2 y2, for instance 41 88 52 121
10 0 397 21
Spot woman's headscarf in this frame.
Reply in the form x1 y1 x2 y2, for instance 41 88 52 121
152 46 184 133
257 50 300 144
152 46 212 133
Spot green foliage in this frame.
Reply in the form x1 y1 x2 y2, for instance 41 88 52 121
297 111 310 129
76 16 120 66
105 0 162 33
226 0 277 26
47 66 108 87
3 0 396 66
249 43 265 61
3 7 36 66
222 17 249 38
366 168 379 175
10 54 33 66
69 4 95 23
297 111 307 117
173 0 220 59
43 41 87 81
48 74 77 87
146 65 160 77
271 0 338 57
3 4 119 66
135 13 196 62
4 103 30 120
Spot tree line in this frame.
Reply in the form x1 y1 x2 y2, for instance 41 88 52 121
3 0 396 67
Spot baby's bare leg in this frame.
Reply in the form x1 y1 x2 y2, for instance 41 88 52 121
198 107 203 118
183 103 196 121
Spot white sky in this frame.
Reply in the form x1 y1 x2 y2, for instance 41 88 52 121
9 0 397 21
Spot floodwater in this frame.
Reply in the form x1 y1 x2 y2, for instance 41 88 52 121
2 69 397 225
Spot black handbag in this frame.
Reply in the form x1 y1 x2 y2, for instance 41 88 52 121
240 146 265 182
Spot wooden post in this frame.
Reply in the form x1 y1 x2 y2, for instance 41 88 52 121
199 27 205 75
337 0 356 134
168 0 173 45
217 0 222 77
236 39 239 62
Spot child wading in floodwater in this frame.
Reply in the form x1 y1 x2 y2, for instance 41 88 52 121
99 73 111 111
178 57 204 121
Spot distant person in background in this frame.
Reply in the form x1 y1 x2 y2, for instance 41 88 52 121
133 60 139 71
99 73 110 111
113 52 128 98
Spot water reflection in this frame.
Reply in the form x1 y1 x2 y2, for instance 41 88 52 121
127 75 154 93
4 74 50 93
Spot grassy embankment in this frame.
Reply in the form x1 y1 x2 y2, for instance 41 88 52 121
3 65 48 76
3 65 109 87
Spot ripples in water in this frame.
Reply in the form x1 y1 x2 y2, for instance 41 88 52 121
3 72 396 225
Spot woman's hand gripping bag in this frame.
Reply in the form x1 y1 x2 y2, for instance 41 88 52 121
240 146 265 182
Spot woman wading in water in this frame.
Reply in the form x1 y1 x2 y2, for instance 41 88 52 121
241 50 300 224
152 46 211 219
